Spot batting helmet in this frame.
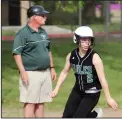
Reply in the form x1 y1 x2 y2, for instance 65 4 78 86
73 26 95 45
27 5 50 18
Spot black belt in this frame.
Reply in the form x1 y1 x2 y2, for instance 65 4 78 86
34 68 48 71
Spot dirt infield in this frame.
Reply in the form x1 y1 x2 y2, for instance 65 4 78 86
102 108 122 117
45 108 122 117
2 108 122 117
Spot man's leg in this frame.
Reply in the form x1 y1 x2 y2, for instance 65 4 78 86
24 103 35 117
34 103 44 117
33 69 52 117
20 71 45 117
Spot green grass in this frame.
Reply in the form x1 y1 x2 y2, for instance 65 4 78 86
58 22 121 32
2 38 122 112
2 30 16 36
2 23 121 37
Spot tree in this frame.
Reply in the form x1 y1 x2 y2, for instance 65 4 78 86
82 0 96 24
32 0 104 25
32 0 84 25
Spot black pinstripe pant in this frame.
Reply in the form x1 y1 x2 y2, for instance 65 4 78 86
62 86 101 118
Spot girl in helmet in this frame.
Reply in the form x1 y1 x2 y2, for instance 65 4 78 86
50 26 118 118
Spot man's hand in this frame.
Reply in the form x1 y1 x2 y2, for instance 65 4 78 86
20 71 29 85
50 68 57 81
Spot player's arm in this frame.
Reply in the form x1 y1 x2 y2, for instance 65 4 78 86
50 53 71 97
93 53 118 110
55 53 71 90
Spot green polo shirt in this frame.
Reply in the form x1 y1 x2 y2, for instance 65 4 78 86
12 25 50 71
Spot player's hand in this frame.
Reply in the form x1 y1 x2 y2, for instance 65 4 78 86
107 97 118 110
50 68 57 81
49 89 58 98
20 71 29 85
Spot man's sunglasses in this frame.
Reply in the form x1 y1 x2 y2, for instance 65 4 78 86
34 14 47 18
40 14 47 18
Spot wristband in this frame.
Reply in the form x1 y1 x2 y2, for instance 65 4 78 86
50 66 54 68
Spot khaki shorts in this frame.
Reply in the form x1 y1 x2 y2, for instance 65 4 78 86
19 69 52 103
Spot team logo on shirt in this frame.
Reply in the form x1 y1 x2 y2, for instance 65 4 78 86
72 64 93 83
40 34 47 40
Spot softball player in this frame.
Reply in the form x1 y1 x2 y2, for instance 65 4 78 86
50 26 118 118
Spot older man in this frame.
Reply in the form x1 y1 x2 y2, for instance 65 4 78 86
12 5 56 117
